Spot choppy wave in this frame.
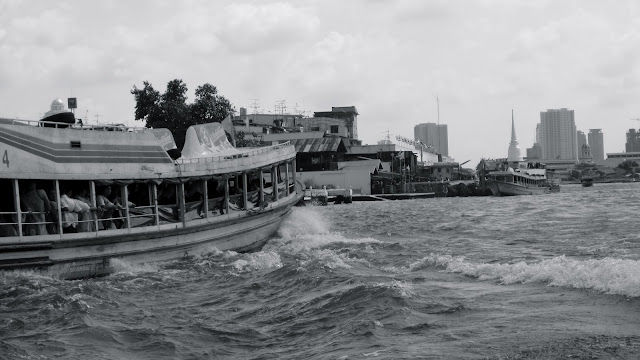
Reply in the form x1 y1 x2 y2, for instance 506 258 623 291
262 207 382 271
5 184 640 359
418 254 640 297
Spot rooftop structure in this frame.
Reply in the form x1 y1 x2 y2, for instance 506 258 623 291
313 106 359 140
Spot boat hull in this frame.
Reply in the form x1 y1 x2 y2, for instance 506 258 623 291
0 195 300 279
489 181 552 196
582 180 593 187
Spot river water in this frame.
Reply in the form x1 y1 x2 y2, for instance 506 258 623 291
2 182 640 359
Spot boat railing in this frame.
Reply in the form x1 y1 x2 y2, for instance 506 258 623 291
174 141 292 165
3 118 148 132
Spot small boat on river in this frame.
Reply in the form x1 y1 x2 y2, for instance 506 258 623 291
0 114 301 279
581 177 594 187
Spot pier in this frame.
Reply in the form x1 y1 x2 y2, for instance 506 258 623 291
303 181 491 205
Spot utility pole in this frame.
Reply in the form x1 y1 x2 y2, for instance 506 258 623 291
95 114 101 125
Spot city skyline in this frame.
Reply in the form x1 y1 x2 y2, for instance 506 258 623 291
2 1 640 166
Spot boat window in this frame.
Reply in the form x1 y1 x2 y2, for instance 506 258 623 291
0 179 18 237
156 183 179 224
127 182 155 228
19 180 58 236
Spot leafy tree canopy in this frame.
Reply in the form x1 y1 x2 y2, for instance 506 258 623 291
617 160 639 173
131 79 234 149
234 130 267 148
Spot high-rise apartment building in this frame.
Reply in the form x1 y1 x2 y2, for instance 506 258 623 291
625 129 640 152
587 129 604 164
539 108 578 161
414 123 448 157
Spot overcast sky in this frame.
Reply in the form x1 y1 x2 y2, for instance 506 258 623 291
2 0 639 165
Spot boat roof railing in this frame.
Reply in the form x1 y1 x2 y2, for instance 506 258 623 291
175 141 292 165
2 118 148 132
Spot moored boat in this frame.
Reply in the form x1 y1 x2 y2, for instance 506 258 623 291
478 159 559 196
0 117 301 279
581 177 593 187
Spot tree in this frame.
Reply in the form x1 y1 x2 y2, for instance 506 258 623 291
131 79 234 149
234 130 266 148
617 160 639 174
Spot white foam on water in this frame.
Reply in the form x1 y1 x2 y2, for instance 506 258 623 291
278 207 331 238
230 251 283 273
267 207 381 271
370 279 415 298
110 258 160 275
68 293 93 309
296 248 354 270
421 254 640 297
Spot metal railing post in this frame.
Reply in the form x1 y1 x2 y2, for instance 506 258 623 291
12 179 22 239
242 173 248 210
90 181 99 232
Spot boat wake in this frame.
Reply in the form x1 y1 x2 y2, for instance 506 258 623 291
265 208 381 271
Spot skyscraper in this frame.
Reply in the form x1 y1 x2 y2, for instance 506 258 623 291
625 129 640 152
539 108 578 161
414 123 448 157
587 129 604 164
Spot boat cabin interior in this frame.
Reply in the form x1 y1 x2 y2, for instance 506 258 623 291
0 165 296 239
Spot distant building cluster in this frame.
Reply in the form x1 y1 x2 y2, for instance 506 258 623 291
228 103 455 194
524 108 605 166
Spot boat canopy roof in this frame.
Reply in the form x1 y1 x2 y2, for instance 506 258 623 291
0 120 296 181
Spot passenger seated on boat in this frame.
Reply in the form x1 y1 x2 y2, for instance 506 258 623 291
20 181 51 236
97 186 121 230
60 188 90 233
74 188 95 232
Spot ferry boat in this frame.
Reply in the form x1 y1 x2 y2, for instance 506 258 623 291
0 115 302 279
478 159 558 196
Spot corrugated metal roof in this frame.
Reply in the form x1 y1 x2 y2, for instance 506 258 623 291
288 137 345 153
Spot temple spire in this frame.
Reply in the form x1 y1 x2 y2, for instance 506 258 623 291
511 109 517 144
507 109 523 162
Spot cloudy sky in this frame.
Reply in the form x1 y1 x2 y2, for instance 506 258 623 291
1 0 639 165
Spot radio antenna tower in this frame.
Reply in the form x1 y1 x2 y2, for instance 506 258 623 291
249 99 260 115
